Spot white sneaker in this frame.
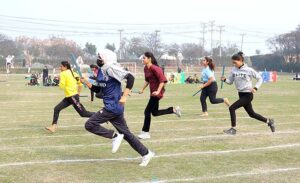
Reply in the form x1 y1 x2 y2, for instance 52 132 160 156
138 131 151 139
139 150 155 167
174 106 181 117
112 133 124 153
200 112 208 117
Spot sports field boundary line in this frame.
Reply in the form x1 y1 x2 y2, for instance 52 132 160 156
0 143 299 168
0 130 300 151
1 113 300 131
133 167 300 183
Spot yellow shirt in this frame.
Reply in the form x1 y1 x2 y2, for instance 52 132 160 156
59 70 82 97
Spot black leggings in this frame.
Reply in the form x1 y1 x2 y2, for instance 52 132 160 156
53 94 95 124
229 92 267 127
142 96 174 132
200 82 224 112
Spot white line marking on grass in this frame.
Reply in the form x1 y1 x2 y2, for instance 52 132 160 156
1 130 300 150
0 143 299 168
0 107 289 119
1 113 300 131
1 118 300 139
3 103 299 112
134 167 300 183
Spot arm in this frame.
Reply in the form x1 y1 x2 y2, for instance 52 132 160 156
151 66 167 96
251 68 263 92
200 77 214 89
221 71 234 85
139 81 149 94
80 78 101 93
152 82 165 96
77 85 82 95
200 69 214 89
59 72 66 90
119 73 135 105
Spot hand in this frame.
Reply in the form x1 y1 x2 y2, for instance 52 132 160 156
119 96 127 105
221 77 226 81
252 88 257 93
139 89 144 94
80 77 88 84
152 91 160 96
199 85 204 90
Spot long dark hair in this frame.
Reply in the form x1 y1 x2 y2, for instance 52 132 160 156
61 61 79 81
144 52 159 66
231 51 244 62
204 56 215 71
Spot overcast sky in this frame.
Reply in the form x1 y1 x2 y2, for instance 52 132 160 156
0 0 299 56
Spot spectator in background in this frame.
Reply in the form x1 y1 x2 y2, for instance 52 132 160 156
89 64 99 101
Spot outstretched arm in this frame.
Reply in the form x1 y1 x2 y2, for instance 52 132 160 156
221 72 234 85
80 78 101 93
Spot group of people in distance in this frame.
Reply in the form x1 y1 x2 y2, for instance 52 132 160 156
45 49 275 166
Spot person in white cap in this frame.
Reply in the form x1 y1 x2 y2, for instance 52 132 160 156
81 49 155 166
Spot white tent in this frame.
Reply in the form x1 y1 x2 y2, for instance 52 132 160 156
160 53 176 61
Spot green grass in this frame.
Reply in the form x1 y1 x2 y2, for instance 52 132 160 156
0 73 300 183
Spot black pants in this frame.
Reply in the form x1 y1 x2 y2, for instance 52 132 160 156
85 108 148 156
142 96 174 132
200 82 224 112
229 92 267 127
53 94 95 124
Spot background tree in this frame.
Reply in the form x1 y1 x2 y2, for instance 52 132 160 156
83 42 97 56
105 43 116 52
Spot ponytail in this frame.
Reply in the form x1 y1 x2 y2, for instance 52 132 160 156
204 56 215 71
231 51 244 62
61 61 79 81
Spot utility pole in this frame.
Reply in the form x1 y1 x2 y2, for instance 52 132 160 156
295 31 300 62
200 23 207 56
240 33 246 51
154 30 160 55
208 20 215 55
118 29 124 60
217 25 225 57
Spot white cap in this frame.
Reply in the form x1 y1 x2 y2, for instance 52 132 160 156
98 49 117 65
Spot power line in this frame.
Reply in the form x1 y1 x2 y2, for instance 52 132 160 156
0 14 199 26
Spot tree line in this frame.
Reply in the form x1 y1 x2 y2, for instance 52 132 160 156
251 25 300 72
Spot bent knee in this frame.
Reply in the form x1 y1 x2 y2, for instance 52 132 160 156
85 121 94 131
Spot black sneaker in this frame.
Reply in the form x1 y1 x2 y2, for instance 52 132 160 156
268 119 275 132
223 128 236 135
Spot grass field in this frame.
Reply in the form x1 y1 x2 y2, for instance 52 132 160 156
0 73 300 183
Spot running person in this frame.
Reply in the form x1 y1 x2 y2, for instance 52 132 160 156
46 61 95 133
81 49 154 166
6 55 14 74
89 64 99 102
138 52 181 139
199 57 230 117
221 52 275 135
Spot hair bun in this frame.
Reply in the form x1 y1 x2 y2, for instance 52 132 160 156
237 51 244 56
